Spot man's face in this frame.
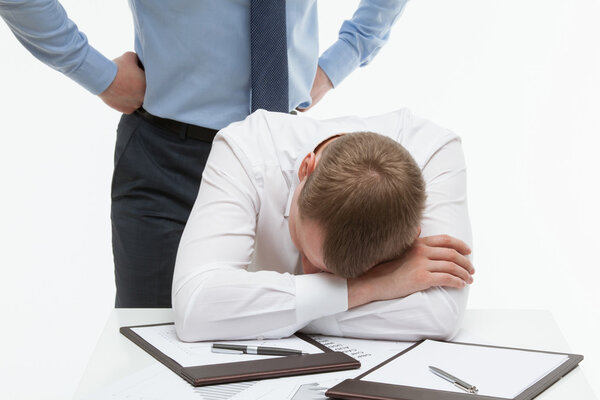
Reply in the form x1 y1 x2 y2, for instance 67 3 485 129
288 135 341 275
289 185 329 275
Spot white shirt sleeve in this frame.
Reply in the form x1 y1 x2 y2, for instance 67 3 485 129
301 138 472 341
172 136 347 342
0 0 116 94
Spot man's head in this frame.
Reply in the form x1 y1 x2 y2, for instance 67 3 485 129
288 132 426 278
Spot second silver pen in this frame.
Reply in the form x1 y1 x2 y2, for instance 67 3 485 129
429 366 478 394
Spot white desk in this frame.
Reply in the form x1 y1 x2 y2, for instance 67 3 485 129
74 309 596 399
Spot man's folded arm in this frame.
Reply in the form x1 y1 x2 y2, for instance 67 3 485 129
301 138 472 341
0 0 116 94
172 136 349 341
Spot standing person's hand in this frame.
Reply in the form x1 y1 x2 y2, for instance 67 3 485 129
99 51 146 114
297 66 333 112
348 235 475 309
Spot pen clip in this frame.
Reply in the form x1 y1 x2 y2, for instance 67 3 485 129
211 348 244 355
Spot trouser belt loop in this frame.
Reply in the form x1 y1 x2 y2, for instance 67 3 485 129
179 124 187 140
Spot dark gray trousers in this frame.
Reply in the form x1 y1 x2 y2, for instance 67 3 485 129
111 112 213 307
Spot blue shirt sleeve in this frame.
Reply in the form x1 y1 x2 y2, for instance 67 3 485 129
318 0 409 88
0 0 117 95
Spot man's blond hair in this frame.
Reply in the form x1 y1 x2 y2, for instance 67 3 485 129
298 132 426 278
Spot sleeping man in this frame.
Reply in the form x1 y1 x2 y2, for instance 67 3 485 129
172 109 474 342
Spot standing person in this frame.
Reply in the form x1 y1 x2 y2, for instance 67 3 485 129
0 0 410 307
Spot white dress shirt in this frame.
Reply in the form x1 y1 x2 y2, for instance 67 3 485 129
172 109 472 342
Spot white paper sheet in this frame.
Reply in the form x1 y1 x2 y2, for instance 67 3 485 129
362 339 569 399
130 324 324 367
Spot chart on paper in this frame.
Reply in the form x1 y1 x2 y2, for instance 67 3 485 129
193 380 256 400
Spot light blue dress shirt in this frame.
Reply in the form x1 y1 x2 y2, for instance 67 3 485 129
1 0 408 129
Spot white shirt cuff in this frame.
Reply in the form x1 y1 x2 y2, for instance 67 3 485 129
295 273 348 326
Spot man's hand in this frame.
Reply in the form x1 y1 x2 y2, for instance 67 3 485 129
348 235 474 309
99 51 146 114
297 66 333 112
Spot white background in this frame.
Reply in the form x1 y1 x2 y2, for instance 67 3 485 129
1 1 599 399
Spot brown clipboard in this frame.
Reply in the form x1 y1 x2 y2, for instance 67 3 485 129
120 322 360 387
325 340 583 400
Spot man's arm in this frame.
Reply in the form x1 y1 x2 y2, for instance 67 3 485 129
301 0 408 111
172 132 348 342
0 0 144 112
301 139 473 341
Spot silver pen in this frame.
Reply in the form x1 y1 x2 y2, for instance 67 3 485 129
429 366 478 394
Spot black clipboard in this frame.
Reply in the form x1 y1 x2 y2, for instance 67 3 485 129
326 340 583 400
120 322 360 387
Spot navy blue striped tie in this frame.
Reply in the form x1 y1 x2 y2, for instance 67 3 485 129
250 0 289 113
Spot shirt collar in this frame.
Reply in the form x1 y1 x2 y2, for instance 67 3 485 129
284 154 304 217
